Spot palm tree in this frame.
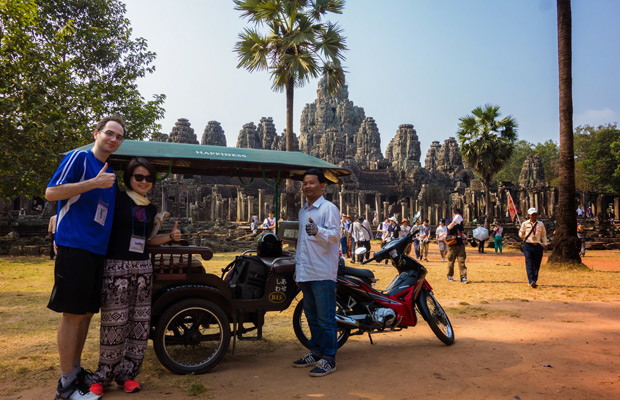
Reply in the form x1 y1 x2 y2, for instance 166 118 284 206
549 0 581 264
457 104 518 229
234 0 347 154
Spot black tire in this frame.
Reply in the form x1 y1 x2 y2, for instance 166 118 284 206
417 288 455 345
292 298 350 349
154 298 231 374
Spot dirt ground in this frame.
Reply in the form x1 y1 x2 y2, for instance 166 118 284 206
3 249 620 400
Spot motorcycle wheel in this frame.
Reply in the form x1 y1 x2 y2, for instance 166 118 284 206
417 288 455 345
292 298 350 349
154 298 231 374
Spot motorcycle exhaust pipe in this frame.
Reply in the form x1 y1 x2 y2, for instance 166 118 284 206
336 315 374 331
336 314 359 328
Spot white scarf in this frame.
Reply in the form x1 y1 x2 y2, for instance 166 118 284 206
126 190 150 206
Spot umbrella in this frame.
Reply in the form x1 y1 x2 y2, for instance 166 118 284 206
472 226 489 241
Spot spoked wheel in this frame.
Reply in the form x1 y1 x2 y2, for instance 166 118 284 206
417 288 455 345
154 298 231 374
292 298 350 349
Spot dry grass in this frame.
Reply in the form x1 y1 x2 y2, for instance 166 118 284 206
1 245 620 396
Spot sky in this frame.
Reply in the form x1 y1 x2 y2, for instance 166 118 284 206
122 0 620 157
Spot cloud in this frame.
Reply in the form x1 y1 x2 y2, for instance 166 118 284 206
576 107 618 127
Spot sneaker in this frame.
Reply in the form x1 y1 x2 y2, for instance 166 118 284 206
461 278 468 284
116 380 141 393
89 383 103 397
447 276 454 282
441 258 445 262
55 379 101 400
309 359 337 377
424 258 429 262
530 282 538 289
292 352 319 368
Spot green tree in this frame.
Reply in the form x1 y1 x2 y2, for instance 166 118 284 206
549 0 581 264
573 124 620 193
234 0 347 154
457 104 518 228
0 0 165 199
234 0 347 219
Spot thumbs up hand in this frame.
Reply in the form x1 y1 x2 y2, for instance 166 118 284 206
169 221 182 242
93 162 116 189
305 216 318 236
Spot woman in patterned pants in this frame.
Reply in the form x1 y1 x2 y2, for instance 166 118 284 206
88 158 181 395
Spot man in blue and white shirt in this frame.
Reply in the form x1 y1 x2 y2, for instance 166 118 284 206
46 116 124 400
292 168 340 377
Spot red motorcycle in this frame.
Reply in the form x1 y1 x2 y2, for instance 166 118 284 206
293 230 455 347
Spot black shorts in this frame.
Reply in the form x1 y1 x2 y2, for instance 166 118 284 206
47 246 104 314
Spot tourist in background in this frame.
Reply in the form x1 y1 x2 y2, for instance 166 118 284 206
87 157 181 396
352 216 371 263
492 222 503 254
477 221 486 253
412 220 421 259
419 220 431 262
436 218 447 262
519 208 548 288
446 208 468 283
386 216 401 243
400 218 411 236
340 215 349 258
48 214 57 260
378 218 390 244
577 222 586 257
263 211 276 233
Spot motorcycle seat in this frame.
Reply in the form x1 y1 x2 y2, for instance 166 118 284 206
342 266 375 280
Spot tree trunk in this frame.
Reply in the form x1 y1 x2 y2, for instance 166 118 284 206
484 176 491 230
283 77 299 221
549 0 581 263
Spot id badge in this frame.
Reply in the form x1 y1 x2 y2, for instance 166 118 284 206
94 199 109 226
129 235 146 253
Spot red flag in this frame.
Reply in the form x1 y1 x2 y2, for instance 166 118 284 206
506 191 520 224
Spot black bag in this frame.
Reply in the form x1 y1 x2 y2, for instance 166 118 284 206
224 255 269 299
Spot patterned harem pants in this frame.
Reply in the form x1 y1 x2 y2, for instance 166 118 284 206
91 258 152 385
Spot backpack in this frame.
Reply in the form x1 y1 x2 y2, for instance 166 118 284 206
223 255 269 300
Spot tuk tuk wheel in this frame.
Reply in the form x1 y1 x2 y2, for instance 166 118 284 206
154 298 231 374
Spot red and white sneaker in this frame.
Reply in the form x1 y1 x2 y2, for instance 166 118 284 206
116 380 141 393
89 383 103 396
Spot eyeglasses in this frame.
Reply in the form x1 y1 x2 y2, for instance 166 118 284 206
100 130 125 141
132 174 155 183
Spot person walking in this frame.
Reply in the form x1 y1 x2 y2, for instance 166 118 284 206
87 158 181 396
519 208 548 288
446 208 468 283
492 222 504 253
292 168 340 377
419 220 431 262
476 222 486 253
46 116 125 400
436 218 447 262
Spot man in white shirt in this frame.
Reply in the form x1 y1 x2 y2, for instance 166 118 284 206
519 208 548 288
352 216 372 263
436 218 447 262
292 169 340 377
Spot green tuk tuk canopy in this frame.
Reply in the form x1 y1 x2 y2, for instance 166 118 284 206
64 140 351 184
